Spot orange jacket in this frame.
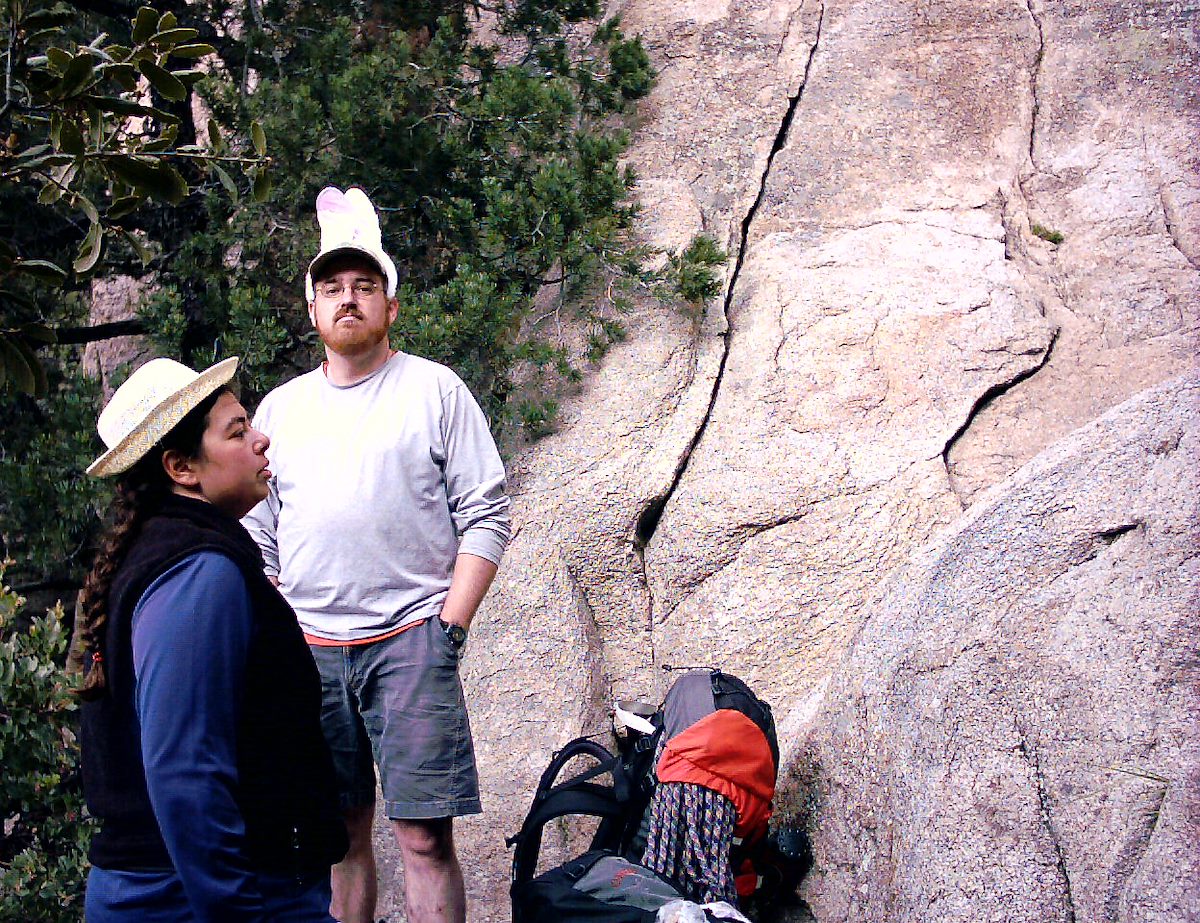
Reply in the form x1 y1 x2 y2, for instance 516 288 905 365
655 708 776 839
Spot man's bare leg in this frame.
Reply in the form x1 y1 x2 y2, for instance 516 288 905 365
331 803 378 923
391 817 465 923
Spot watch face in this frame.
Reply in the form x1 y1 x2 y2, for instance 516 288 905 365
444 621 467 647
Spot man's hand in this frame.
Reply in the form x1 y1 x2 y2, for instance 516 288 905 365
438 553 498 632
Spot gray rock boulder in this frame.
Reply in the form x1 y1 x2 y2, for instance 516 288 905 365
798 373 1199 923
82 275 153 400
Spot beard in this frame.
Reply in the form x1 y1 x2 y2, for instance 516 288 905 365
316 307 390 357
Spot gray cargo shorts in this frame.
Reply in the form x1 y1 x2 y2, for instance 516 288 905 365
308 616 481 819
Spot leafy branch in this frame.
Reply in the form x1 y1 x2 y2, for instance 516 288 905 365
0 2 269 394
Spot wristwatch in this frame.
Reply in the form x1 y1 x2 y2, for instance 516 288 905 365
438 617 468 650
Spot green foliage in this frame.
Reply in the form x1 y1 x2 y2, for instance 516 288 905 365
159 6 657 419
138 285 192 358
0 0 678 596
218 286 292 394
1031 222 1064 245
0 1 271 593
0 367 110 591
0 2 267 395
0 566 94 922
140 281 292 397
663 234 728 307
515 396 559 439
606 35 655 101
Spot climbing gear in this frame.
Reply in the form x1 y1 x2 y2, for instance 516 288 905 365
508 670 778 922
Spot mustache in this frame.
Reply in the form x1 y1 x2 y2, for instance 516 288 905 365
334 307 363 321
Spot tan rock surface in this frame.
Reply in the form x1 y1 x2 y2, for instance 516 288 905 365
798 373 1199 923
367 1 1199 919
81 275 153 399
945 0 1200 504
647 0 1056 740
378 2 818 913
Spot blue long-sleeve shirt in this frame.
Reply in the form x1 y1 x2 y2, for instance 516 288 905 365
131 551 267 921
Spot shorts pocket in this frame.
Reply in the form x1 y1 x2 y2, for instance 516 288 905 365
429 616 462 663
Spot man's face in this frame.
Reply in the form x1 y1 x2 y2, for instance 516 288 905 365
308 256 398 357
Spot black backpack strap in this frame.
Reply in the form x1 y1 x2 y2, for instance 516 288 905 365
613 722 663 857
508 737 624 888
532 737 613 793
510 781 629 886
711 670 779 770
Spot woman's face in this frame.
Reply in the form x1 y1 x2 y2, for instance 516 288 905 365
186 391 272 518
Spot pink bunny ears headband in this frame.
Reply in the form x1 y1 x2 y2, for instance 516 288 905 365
305 186 399 301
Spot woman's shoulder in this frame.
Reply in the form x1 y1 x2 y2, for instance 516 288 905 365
136 550 250 612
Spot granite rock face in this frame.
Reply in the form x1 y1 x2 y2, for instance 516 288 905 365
437 2 830 915
944 0 1200 505
82 275 153 400
378 1 1200 919
798 374 1199 923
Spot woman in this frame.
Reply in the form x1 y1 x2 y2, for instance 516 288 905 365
75 357 348 922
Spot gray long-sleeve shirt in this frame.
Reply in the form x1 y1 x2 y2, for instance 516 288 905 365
241 352 510 641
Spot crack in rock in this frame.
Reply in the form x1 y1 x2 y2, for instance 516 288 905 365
938 7 1059 506
1094 522 1141 545
824 217 1004 243
631 538 657 633
1022 0 1045 190
633 0 827 572
1159 184 1200 272
1107 777 1170 920
1081 521 1143 564
1016 725 1078 923
563 559 616 715
1080 523 1142 566
942 326 1060 501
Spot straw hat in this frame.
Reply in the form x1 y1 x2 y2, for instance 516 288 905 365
86 357 239 478
304 186 397 301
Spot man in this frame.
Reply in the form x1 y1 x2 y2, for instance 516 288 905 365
243 187 510 923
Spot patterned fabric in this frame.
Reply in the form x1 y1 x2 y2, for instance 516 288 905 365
640 780 738 905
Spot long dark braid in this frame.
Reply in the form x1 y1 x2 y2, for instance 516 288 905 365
75 464 167 700
75 387 228 701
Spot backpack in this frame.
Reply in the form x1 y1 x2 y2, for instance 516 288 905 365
508 670 779 922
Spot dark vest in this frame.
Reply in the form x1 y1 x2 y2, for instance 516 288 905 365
80 494 348 875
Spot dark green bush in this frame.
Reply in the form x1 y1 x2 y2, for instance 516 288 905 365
665 234 728 307
0 567 93 923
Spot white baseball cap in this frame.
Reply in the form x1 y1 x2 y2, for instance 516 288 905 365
305 186 398 301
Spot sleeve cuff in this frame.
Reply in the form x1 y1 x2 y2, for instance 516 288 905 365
458 527 507 566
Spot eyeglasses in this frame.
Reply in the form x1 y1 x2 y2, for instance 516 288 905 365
315 280 381 299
